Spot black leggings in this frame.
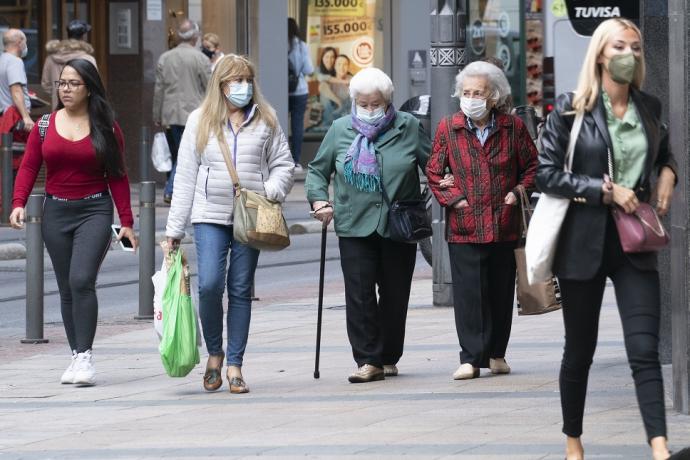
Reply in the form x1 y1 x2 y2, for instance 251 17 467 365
558 219 666 441
42 196 113 353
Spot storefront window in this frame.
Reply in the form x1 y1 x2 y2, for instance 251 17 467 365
0 0 41 84
467 0 524 106
300 0 383 134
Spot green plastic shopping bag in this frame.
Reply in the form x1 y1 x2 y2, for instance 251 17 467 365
159 248 200 377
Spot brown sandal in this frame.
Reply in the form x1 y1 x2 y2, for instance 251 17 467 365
228 373 249 394
203 352 224 392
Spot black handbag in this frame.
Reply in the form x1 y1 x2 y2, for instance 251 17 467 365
381 184 432 244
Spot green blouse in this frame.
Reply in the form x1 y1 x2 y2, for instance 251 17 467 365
602 91 647 188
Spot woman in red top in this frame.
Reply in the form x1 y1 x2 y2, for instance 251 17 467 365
9 59 136 386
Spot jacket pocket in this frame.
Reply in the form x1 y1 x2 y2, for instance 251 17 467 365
451 206 475 237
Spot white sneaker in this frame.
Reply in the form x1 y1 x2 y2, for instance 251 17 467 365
294 163 304 173
452 363 480 380
60 351 77 384
73 350 96 385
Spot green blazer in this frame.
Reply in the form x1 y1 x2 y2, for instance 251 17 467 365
306 111 431 238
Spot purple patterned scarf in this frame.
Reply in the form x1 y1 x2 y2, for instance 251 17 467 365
343 104 397 192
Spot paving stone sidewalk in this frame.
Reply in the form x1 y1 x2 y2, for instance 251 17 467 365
0 278 688 460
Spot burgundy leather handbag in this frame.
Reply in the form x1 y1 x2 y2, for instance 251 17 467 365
611 203 669 253
607 150 670 253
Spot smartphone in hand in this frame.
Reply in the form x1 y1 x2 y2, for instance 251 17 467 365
111 224 135 252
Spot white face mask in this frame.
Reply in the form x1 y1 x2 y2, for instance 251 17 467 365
460 97 489 121
20 44 28 59
356 105 385 124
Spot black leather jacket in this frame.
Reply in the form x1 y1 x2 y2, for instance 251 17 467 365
537 89 677 280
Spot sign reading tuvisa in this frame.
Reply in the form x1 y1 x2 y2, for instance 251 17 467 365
565 0 639 36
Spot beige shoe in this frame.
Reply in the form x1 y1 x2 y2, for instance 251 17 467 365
348 364 385 383
490 358 511 374
383 364 398 377
453 363 480 380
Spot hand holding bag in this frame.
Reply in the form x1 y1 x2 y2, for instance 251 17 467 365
607 150 669 253
514 186 562 315
525 110 584 285
218 131 290 251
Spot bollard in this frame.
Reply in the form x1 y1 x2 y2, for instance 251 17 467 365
21 194 48 343
1 132 13 224
136 181 156 320
139 126 151 182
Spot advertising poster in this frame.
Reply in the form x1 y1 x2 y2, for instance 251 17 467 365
304 0 377 133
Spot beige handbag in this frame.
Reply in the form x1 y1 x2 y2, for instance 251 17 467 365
218 132 290 251
515 186 562 316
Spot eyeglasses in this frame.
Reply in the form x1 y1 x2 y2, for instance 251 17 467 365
54 80 85 90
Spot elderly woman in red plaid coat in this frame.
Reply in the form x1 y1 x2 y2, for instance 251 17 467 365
427 61 538 380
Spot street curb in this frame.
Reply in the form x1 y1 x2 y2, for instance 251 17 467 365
0 243 26 261
0 224 330 261
288 221 334 235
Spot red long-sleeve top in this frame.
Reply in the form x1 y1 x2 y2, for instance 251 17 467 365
12 112 134 227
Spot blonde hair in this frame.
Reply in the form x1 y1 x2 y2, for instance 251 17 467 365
196 54 277 155
572 18 645 113
203 32 220 48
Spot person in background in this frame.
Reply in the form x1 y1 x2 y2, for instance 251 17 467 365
426 61 538 381
10 59 136 386
538 18 676 460
41 19 97 110
0 29 34 133
165 54 293 394
201 32 224 71
320 54 352 126
287 18 314 172
153 19 211 204
306 67 430 383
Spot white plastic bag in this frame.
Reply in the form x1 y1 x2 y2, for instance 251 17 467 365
151 132 172 173
152 242 169 340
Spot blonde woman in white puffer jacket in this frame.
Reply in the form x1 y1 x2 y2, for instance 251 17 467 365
166 54 294 394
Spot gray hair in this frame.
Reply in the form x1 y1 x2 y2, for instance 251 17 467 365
349 67 394 103
2 29 24 49
453 61 511 109
177 20 199 42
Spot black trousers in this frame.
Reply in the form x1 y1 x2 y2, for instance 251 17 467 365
339 234 417 368
558 218 666 441
42 196 113 353
448 242 517 368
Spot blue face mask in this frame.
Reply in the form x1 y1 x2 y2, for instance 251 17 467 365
356 105 385 124
226 82 253 108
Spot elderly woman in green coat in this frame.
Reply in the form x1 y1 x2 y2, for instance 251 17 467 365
306 67 431 383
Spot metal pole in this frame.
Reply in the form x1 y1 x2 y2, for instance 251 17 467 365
136 181 156 320
139 126 150 182
1 132 13 224
430 0 467 307
21 194 48 344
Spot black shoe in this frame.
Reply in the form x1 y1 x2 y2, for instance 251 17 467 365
163 194 172 204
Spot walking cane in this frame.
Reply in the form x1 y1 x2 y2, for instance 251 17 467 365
314 222 327 379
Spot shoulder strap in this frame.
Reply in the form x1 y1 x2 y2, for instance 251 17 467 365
564 111 584 173
38 114 50 143
217 131 242 197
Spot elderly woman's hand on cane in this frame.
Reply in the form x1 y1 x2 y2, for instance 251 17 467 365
312 200 333 227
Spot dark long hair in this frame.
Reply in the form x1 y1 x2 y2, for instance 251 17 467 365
319 47 337 76
288 18 300 50
57 58 124 178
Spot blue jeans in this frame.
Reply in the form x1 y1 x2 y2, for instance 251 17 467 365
288 94 308 164
194 223 260 367
164 125 185 197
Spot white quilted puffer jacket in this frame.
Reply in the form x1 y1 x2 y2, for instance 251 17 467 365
166 105 295 239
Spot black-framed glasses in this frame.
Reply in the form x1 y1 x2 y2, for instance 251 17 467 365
54 80 85 90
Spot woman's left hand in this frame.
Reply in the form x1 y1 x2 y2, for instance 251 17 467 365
504 192 517 206
655 166 676 217
118 226 139 252
439 173 454 189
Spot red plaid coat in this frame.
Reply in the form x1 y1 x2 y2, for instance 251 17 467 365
426 112 538 244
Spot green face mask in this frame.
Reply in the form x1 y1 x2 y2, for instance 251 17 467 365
607 53 637 84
